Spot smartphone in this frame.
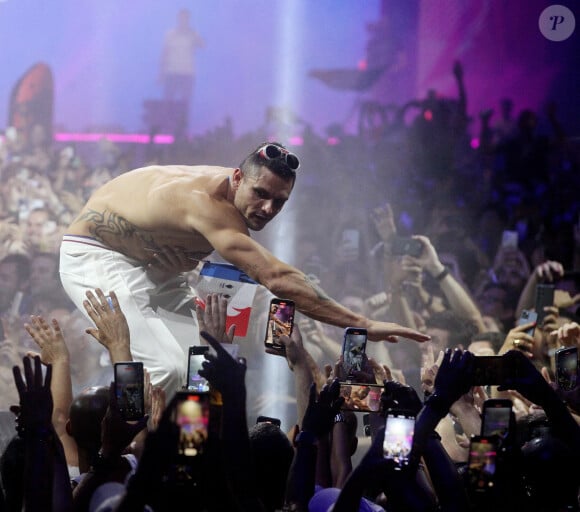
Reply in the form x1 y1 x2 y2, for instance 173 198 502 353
501 230 519 249
339 382 383 412
264 298 295 351
467 435 500 494
472 355 516 386
187 346 210 392
555 346 578 391
481 399 513 440
517 309 537 337
389 236 423 258
382 410 415 469
173 391 210 460
341 327 368 377
534 283 555 326
256 415 282 427
114 362 145 421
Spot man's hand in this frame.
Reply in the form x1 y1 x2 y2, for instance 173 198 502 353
145 245 200 283
83 289 131 362
12 355 53 434
198 331 246 400
24 316 70 365
366 320 430 343
195 293 235 344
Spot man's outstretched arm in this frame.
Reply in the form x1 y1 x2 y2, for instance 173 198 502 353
207 227 430 344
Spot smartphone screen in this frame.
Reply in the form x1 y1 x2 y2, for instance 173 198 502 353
382 410 415 469
555 346 578 391
534 283 555 326
472 356 513 386
339 382 383 412
174 391 210 459
467 436 499 494
342 327 368 377
187 346 210 392
114 362 145 421
264 298 295 350
481 399 513 439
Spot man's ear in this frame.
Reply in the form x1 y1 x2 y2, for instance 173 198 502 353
231 168 243 189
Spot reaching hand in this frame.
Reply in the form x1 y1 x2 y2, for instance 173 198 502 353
100 383 148 458
300 379 344 437
83 289 131 361
198 331 246 400
195 293 235 343
145 245 200 282
366 319 431 344
24 316 70 365
432 349 474 409
12 355 53 434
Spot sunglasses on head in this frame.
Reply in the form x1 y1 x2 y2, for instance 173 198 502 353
257 144 300 171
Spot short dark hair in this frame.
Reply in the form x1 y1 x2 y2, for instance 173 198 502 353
239 141 297 183
425 310 479 349
248 421 294 511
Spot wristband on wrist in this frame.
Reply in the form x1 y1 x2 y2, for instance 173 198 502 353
433 268 449 282
334 412 345 424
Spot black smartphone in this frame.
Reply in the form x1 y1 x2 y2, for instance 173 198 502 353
389 236 423 258
481 399 513 440
264 298 295 351
472 355 516 386
339 382 383 412
517 309 537 337
534 283 555 326
467 435 500 494
187 346 210 392
382 410 415 470
173 390 211 460
341 327 368 377
256 415 282 427
555 346 578 391
114 361 145 421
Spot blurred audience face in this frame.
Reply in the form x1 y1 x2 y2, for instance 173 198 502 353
0 261 23 313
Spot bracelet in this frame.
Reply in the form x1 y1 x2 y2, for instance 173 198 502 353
433 268 449 282
334 412 345 424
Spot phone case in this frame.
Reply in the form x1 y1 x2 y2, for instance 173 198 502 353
517 309 537 337
114 362 145 421
341 328 368 377
264 298 295 349
187 346 210 392
555 346 578 391
481 399 513 438
535 284 555 326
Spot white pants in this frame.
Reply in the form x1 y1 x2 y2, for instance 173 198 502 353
59 235 195 399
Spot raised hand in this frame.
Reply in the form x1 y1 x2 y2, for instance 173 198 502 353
83 289 131 362
13 355 53 434
24 315 70 365
195 293 235 344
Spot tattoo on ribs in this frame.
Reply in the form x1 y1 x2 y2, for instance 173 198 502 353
79 209 158 249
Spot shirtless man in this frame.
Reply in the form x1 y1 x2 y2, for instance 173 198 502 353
59 142 429 397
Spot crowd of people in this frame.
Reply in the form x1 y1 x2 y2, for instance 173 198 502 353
0 58 579 509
